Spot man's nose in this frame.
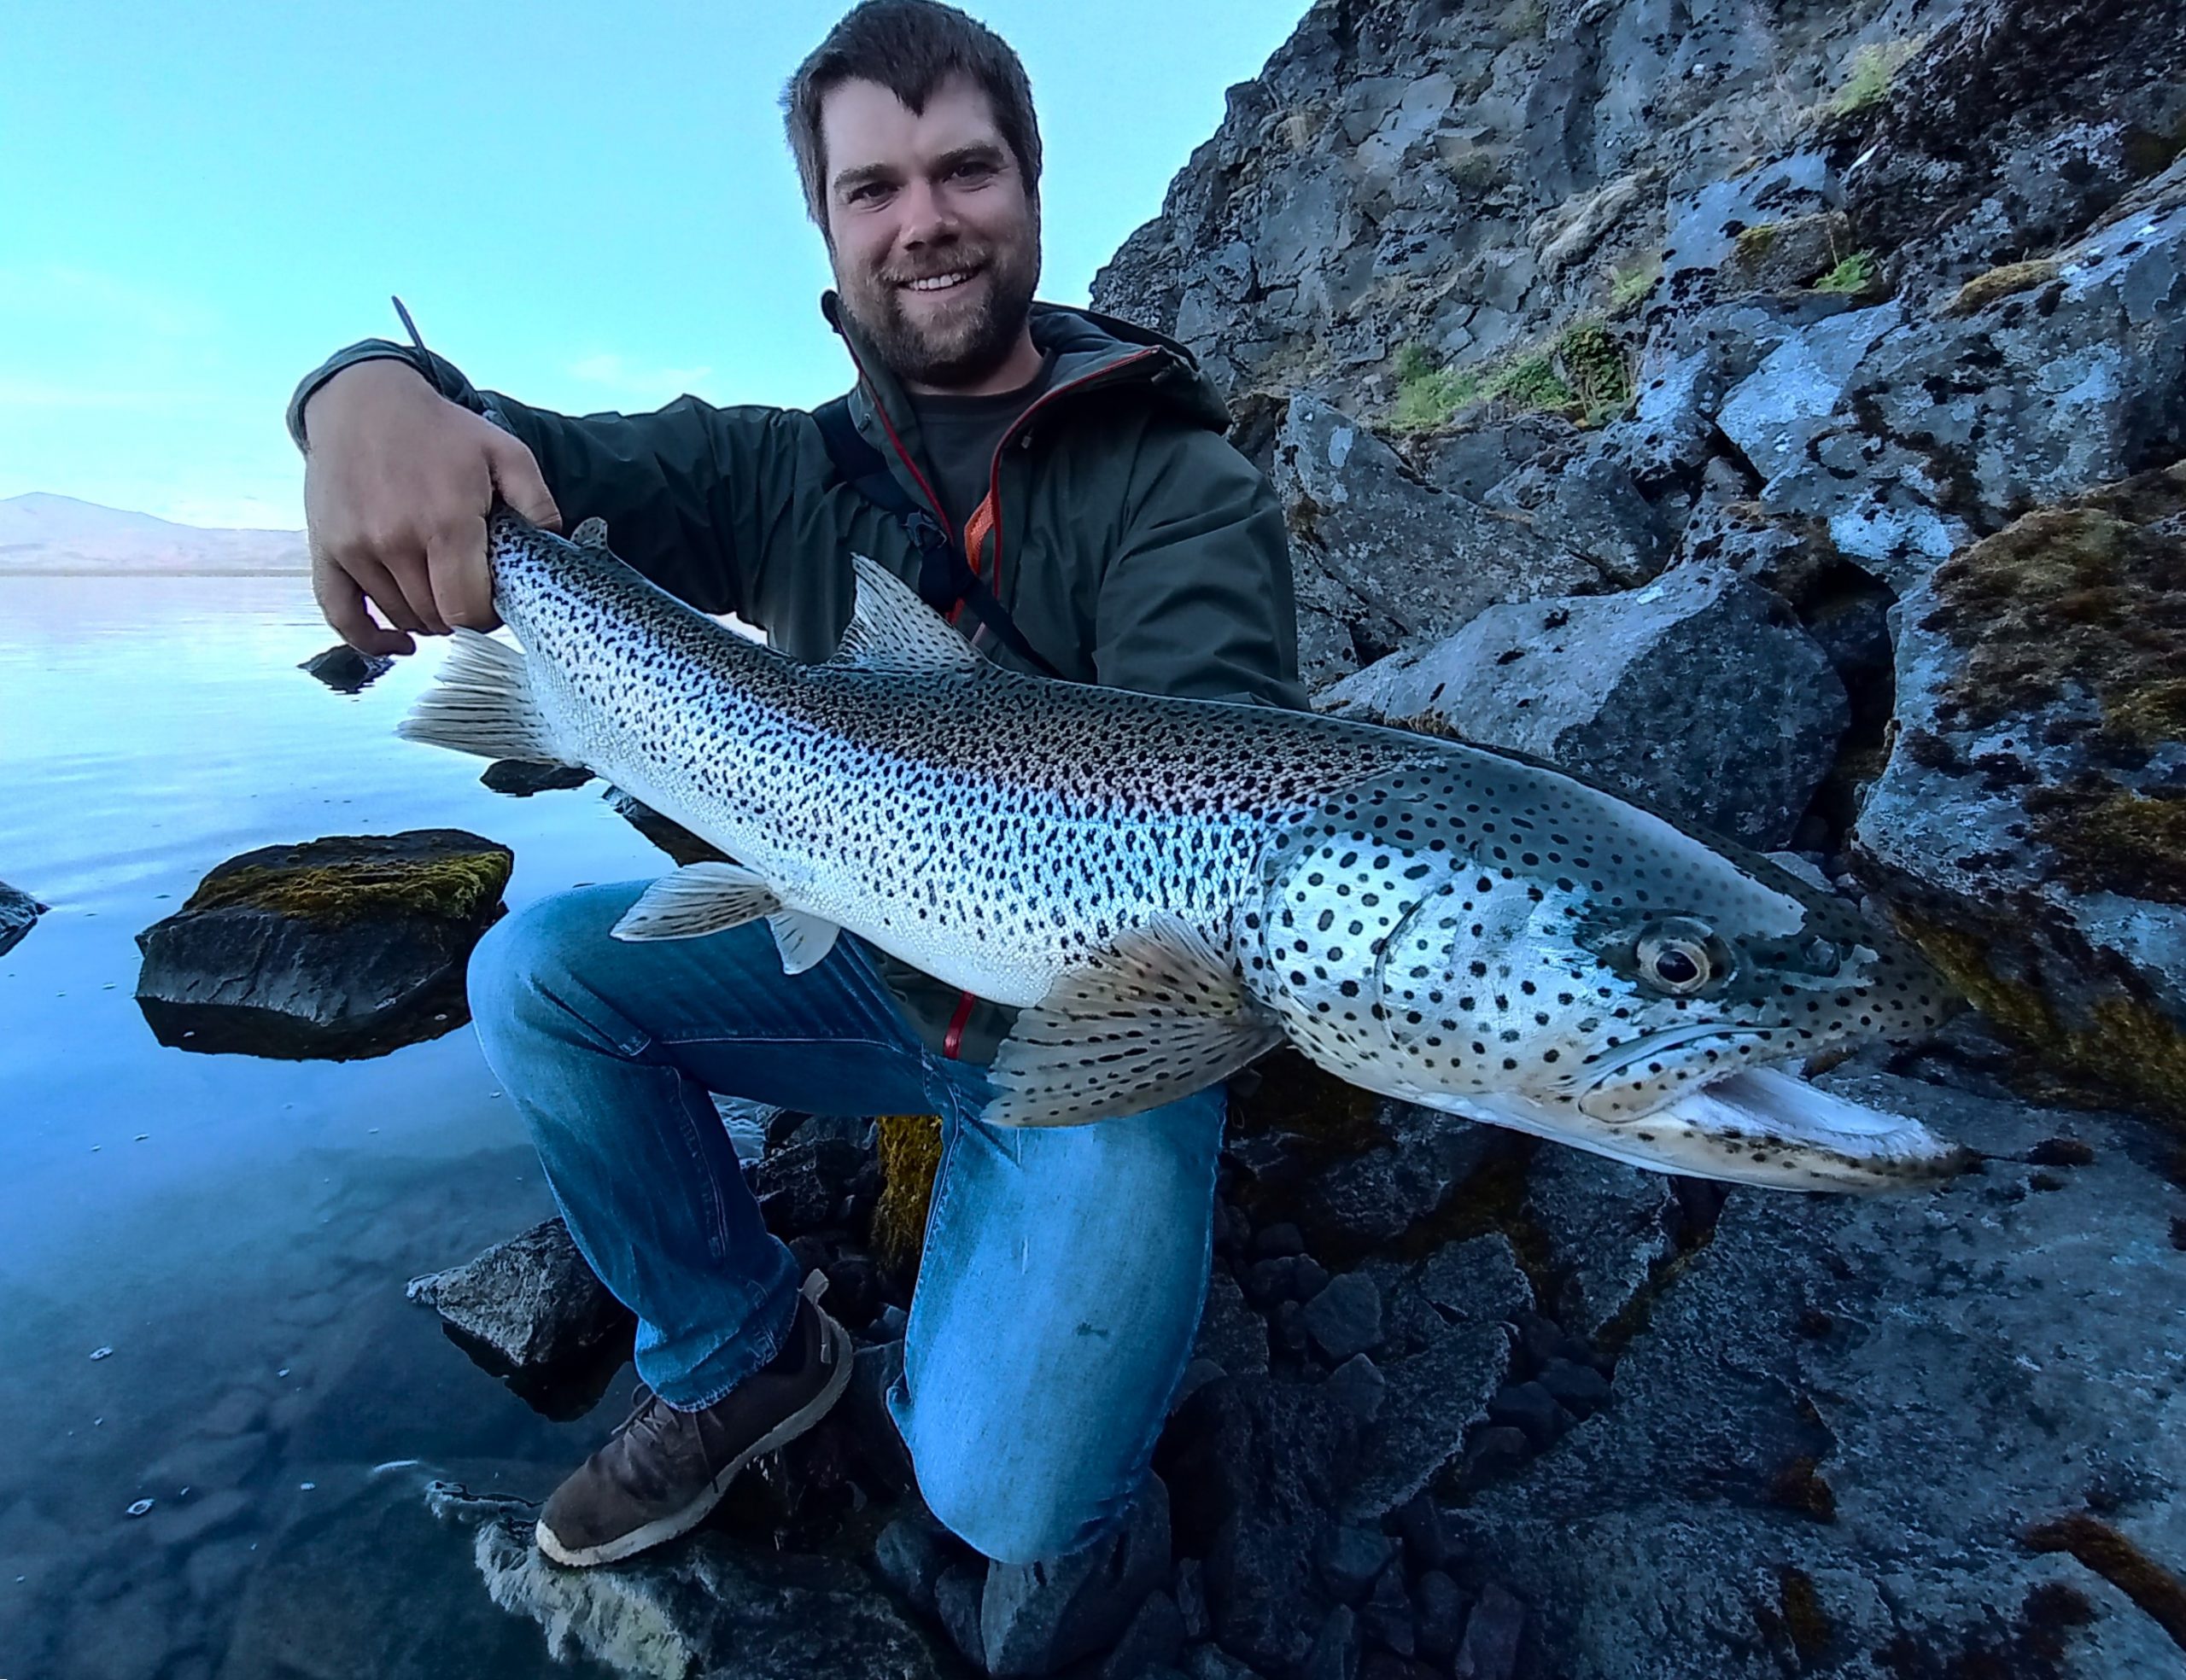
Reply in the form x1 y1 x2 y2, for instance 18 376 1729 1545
897 177 959 247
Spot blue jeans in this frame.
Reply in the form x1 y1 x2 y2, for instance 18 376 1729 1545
465 883 1223 1564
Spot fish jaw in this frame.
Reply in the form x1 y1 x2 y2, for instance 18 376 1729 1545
1410 1066 1973 1191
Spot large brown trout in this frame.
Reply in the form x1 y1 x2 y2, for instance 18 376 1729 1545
402 512 1967 1190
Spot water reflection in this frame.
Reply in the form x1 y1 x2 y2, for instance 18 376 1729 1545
0 575 658 1677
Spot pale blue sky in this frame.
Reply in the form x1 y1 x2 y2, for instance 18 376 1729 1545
2 1 1302 529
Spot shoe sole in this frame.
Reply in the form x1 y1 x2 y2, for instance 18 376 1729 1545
534 1310 856 1568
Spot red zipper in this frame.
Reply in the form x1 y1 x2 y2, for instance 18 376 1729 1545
971 347 1159 601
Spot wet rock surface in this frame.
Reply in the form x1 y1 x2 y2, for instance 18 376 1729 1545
406 1218 635 1422
298 643 393 693
132 829 511 1059
0 877 46 958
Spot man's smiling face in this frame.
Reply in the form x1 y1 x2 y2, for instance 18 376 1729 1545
819 72 1042 394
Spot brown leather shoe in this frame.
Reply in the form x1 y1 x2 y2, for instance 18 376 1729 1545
536 1273 852 1566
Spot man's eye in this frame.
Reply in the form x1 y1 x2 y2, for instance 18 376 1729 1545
953 161 996 181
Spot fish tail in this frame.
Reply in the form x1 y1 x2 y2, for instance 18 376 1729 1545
397 630 573 766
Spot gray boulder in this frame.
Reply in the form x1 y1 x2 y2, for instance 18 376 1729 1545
979 1476 1172 1677
1447 1070 2186 1677
1523 1149 1685 1341
406 1218 634 1420
132 829 511 1060
1844 0 2186 300
1855 462 2186 1124
298 643 392 692
1728 194 2186 592
471 1510 946 1679
1321 562 1848 849
1273 397 1611 688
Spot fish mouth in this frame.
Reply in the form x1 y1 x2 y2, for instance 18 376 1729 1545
1575 1024 1786 1121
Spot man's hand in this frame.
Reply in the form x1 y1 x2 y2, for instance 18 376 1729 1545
301 359 562 654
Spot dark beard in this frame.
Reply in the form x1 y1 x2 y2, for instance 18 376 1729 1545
847 237 1040 388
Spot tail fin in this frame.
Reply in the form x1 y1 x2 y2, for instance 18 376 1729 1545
397 630 574 765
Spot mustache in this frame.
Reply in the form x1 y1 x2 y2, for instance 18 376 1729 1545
880 256 991 286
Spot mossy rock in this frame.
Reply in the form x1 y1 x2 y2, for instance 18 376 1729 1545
869 1113 944 1285
1861 462 2186 1126
136 830 513 1061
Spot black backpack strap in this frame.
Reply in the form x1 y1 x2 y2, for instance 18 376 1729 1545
811 395 1062 679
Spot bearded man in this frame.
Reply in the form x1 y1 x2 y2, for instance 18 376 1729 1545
289 0 1300 1571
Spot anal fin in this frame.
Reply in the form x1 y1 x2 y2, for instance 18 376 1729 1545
985 914 1282 1128
611 863 782 942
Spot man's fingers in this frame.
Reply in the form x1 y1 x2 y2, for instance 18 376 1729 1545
313 559 414 657
485 432 562 530
348 550 435 637
427 515 499 632
371 543 450 636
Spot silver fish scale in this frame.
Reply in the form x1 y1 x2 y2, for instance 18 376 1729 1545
489 522 1441 1007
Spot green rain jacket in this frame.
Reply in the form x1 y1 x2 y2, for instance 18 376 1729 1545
289 295 1306 1062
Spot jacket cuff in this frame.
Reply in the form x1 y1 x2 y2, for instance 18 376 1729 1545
284 340 489 452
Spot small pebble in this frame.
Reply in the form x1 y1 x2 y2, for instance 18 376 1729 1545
126 1499 154 1517
299 1481 316 1491
90 1346 113 1361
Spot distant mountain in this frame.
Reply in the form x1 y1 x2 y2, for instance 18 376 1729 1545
0 493 307 575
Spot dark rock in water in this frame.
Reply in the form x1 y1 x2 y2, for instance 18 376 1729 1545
298 643 393 692
479 759 593 796
1193 1268 1271 1380
1856 464 2186 1123
471 1509 947 1679
1447 1071 2186 1677
133 830 511 1059
933 1562 986 1667
0 879 46 959
751 1136 866 1238
605 787 729 866
405 1218 634 1421
1323 562 1848 849
980 1475 1171 1676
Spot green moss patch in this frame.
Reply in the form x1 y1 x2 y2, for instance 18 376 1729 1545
2026 789 2186 906
870 1112 944 1284
1891 911 2186 1127
1385 322 1632 435
1941 258 2061 318
1920 465 2186 749
1812 250 1879 295
1830 37 1924 117
185 845 511 927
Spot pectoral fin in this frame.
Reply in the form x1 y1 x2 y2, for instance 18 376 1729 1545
985 915 1283 1128
611 863 781 942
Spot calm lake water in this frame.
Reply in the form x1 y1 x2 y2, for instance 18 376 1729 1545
0 575 672 1678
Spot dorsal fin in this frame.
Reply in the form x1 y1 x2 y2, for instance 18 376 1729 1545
831 553 983 671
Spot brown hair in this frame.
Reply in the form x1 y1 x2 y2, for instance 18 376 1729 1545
782 1 1043 228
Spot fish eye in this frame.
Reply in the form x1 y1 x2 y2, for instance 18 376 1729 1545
1636 925 1715 995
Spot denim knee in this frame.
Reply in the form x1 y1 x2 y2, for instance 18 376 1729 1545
466 888 629 1058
